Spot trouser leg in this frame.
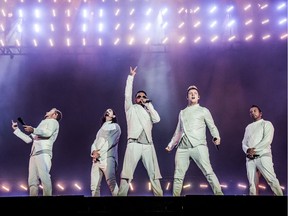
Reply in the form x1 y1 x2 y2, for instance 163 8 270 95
173 178 184 196
28 156 39 196
192 146 223 195
118 179 130 196
173 149 190 196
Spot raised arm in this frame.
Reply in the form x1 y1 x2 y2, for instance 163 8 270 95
124 66 137 112
12 120 33 144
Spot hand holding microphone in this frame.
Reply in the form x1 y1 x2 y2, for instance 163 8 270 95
213 137 220 150
141 99 152 111
24 126 34 133
17 117 34 133
91 150 101 162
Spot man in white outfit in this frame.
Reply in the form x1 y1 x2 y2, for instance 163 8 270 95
90 108 121 196
11 108 62 196
242 105 283 196
118 66 163 196
166 85 223 196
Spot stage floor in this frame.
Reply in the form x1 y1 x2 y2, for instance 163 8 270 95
0 195 286 215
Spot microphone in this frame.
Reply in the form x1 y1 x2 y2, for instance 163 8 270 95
213 138 219 150
17 117 26 126
145 99 152 103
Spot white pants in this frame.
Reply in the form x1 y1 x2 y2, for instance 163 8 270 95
28 153 52 196
173 145 223 196
246 156 283 196
90 157 119 196
118 143 163 196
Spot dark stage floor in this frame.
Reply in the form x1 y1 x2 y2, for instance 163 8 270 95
0 195 286 215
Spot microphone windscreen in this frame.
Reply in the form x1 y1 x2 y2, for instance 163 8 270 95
17 117 26 125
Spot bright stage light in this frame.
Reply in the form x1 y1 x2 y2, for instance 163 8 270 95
0 1 285 50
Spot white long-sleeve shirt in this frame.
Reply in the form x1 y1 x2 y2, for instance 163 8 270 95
242 119 274 156
90 121 121 163
124 75 160 142
167 104 220 150
13 118 59 157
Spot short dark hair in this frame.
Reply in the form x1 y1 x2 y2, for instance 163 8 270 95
135 90 147 98
251 105 262 113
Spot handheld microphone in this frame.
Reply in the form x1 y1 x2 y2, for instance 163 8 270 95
145 99 152 103
17 117 26 126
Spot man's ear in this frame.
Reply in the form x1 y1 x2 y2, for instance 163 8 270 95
112 115 116 118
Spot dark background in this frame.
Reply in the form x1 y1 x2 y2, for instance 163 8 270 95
0 42 286 196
